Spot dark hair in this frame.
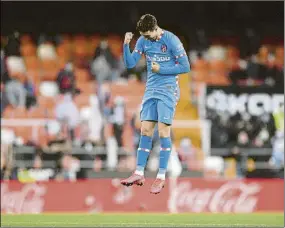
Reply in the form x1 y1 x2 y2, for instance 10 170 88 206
136 14 157 33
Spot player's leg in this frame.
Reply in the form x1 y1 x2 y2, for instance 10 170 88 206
121 99 158 186
150 100 175 194
157 122 172 179
134 120 156 175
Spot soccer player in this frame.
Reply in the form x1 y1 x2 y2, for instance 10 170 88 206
120 14 190 194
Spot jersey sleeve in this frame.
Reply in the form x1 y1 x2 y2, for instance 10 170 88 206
170 35 187 58
158 35 190 75
123 36 144 69
133 36 144 55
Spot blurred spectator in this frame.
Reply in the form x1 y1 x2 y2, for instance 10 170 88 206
269 132 284 168
177 137 202 171
55 93 80 140
269 104 284 177
224 146 247 178
239 28 261 59
245 54 268 83
93 39 117 69
39 120 80 181
1 83 9 114
89 95 104 144
1 128 19 180
266 62 284 88
5 76 27 109
91 55 112 82
228 61 248 84
79 95 104 145
4 31 21 57
208 110 231 147
1 49 10 84
252 112 275 148
207 45 226 61
56 62 79 95
91 39 118 82
130 106 141 150
97 83 112 118
24 77 37 109
109 96 127 147
37 43 57 60
75 98 105 178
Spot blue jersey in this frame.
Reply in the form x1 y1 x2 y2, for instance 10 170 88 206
123 30 190 92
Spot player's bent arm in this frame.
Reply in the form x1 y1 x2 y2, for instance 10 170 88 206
158 55 190 75
123 44 142 69
123 36 144 69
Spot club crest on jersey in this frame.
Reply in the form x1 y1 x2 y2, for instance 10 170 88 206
161 44 167 52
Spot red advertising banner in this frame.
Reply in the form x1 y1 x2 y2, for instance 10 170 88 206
1 178 283 214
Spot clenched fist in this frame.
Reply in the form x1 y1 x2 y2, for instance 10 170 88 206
151 62 160 73
124 32 134 44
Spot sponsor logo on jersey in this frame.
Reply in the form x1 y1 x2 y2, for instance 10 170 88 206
146 55 170 62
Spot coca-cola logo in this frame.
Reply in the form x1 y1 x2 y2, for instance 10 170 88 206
168 181 261 213
1 183 46 214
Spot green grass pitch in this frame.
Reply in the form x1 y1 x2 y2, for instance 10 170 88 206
1 213 284 227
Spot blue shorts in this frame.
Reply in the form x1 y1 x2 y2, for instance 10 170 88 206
140 87 179 125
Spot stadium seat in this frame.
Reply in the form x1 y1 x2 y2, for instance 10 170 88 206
258 45 269 64
73 43 88 58
25 56 41 83
20 43 37 57
56 43 71 60
40 59 59 81
37 96 57 111
275 46 284 68
275 46 284 59
24 56 40 70
107 35 123 59
74 68 91 83
77 81 97 94
226 46 240 59
58 56 68 69
20 34 33 45
27 106 48 118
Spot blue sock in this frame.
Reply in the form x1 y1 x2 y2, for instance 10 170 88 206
135 135 152 176
157 137 172 180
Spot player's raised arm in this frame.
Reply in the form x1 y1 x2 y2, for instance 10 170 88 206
159 35 190 75
123 33 144 69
